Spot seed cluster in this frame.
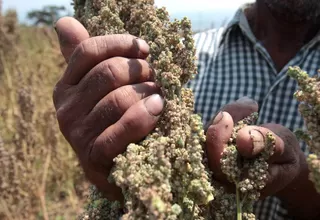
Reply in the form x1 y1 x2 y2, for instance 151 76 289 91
287 66 320 193
74 0 214 219
74 1 276 219
214 113 275 220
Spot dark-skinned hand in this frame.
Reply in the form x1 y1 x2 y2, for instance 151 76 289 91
53 17 164 200
205 97 320 219
53 17 320 219
205 97 302 197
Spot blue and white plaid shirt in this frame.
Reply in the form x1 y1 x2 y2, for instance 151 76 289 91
188 4 320 220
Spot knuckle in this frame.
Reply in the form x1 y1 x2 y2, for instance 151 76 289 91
64 120 94 155
78 37 100 57
118 118 138 136
100 60 122 87
113 34 138 54
52 80 67 108
56 104 80 137
92 36 107 55
85 104 121 136
56 106 72 132
110 87 134 110
110 85 148 112
117 86 133 101
68 126 86 147
81 63 117 93
91 135 116 165
116 34 133 47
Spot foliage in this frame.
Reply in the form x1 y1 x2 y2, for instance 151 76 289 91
27 5 67 26
0 14 88 220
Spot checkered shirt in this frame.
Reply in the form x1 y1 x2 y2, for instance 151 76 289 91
187 5 320 220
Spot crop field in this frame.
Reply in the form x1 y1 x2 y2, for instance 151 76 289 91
0 9 88 220
1 1 320 220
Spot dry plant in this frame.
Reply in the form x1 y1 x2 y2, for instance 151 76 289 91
2 9 17 35
74 1 275 219
0 12 88 220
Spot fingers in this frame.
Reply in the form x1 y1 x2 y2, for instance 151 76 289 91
90 94 164 169
56 82 159 152
61 34 150 85
53 57 155 116
55 17 90 63
76 58 154 112
206 111 234 180
236 126 285 160
84 82 159 139
236 124 300 165
238 125 302 199
204 96 258 180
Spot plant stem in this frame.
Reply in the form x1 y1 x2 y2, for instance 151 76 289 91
191 201 196 220
236 184 242 220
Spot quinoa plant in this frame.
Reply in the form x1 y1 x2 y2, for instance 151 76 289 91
74 1 275 219
287 66 320 193
0 21 87 219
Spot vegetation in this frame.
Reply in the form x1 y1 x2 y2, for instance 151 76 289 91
27 5 68 26
0 7 87 220
0 1 319 220
288 67 320 193
74 1 276 219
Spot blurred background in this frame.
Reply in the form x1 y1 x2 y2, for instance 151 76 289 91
0 0 253 219
3 0 254 31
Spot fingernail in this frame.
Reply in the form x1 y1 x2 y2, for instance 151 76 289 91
212 111 224 125
144 94 164 116
249 129 265 155
135 38 150 55
237 97 257 105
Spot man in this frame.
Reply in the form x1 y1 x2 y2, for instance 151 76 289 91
53 0 320 219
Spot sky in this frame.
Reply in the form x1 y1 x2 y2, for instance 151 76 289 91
2 0 254 30
3 0 254 19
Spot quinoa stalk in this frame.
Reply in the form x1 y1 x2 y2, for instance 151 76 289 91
287 66 320 193
218 113 276 220
74 1 214 219
236 184 242 220
73 1 276 219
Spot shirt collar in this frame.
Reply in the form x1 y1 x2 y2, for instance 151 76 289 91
221 3 320 47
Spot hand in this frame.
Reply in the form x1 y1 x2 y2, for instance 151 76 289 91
53 17 164 200
205 97 302 197
206 97 320 219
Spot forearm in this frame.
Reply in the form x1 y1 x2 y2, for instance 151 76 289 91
276 152 320 219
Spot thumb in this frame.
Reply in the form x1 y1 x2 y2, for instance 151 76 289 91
204 97 258 131
222 96 259 123
54 16 90 63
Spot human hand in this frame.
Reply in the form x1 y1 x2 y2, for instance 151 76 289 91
53 17 164 200
205 97 303 198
